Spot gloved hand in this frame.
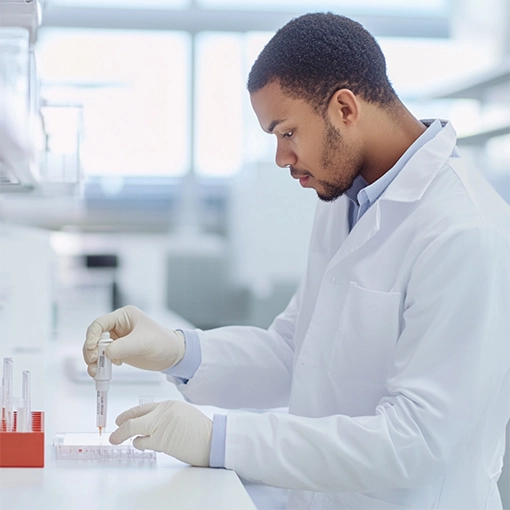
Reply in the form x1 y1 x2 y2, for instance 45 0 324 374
83 305 185 377
110 400 213 467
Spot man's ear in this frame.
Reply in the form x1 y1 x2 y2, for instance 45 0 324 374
327 88 360 126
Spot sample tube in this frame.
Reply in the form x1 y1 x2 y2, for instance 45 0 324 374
94 332 113 435
0 362 3 421
17 370 31 432
2 358 14 431
138 395 154 406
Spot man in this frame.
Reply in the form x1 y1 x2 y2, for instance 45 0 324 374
83 13 510 510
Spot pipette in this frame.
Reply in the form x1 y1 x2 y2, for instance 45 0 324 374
94 332 113 435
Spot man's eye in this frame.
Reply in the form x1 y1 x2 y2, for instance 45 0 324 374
282 131 294 138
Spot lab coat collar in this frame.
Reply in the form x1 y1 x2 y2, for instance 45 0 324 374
325 120 458 270
380 120 458 203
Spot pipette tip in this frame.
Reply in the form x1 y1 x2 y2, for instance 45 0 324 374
98 426 103 436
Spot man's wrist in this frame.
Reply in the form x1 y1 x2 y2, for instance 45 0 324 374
173 330 186 366
209 414 227 468
162 329 202 382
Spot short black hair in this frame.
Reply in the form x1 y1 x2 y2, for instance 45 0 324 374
247 12 398 112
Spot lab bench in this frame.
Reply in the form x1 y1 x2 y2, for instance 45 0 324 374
0 347 257 510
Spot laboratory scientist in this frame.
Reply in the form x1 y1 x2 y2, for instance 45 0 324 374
83 13 510 510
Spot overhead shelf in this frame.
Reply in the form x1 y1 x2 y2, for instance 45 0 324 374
420 59 510 101
457 124 510 145
0 0 42 44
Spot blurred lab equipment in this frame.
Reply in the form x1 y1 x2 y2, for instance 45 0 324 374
0 27 35 190
0 0 83 195
39 102 84 195
0 0 41 190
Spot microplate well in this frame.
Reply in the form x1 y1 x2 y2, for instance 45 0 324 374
54 433 156 462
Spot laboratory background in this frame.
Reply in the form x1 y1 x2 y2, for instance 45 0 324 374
0 0 509 509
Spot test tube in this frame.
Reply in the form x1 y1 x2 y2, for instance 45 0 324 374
2 358 14 431
138 395 154 406
0 363 3 421
17 370 31 432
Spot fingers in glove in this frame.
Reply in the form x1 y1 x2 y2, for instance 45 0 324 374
110 416 150 444
83 323 101 365
105 332 145 364
83 306 136 366
132 435 153 452
83 317 114 365
110 402 157 444
87 363 97 378
114 402 159 427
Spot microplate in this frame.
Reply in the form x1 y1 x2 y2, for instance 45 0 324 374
54 433 156 462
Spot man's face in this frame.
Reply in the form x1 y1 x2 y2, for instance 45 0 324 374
250 81 363 202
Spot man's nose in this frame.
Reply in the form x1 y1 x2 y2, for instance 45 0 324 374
275 142 297 168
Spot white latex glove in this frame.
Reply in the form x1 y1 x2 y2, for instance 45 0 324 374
83 305 185 377
110 400 213 467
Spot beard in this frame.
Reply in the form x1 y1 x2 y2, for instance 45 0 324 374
315 118 362 203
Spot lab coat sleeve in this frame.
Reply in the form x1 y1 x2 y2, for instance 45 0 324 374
222 226 510 492
175 283 302 409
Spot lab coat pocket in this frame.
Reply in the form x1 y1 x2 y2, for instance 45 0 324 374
328 282 401 384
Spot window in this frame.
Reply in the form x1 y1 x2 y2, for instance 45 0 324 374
37 1 457 180
194 32 244 177
37 28 190 177
37 27 276 179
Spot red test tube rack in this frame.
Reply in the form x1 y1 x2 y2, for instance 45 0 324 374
0 411 45 467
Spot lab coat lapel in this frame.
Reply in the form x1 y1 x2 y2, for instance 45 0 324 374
325 121 458 271
325 201 381 271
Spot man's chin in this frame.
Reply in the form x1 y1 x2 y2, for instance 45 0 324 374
317 190 344 203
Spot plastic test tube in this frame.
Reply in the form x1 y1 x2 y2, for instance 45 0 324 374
2 358 14 431
138 395 154 406
17 370 32 432
94 332 113 435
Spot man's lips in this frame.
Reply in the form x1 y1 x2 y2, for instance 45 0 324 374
290 169 310 179
290 170 311 187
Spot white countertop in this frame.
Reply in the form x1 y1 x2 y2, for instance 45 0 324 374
0 461 257 510
0 344 257 510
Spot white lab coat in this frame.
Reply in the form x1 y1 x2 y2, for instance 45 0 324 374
178 122 510 509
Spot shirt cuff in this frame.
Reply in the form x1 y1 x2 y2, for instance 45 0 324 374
209 414 227 469
161 329 201 383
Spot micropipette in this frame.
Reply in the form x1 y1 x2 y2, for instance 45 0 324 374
94 332 113 435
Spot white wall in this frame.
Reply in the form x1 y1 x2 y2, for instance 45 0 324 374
0 223 54 355
228 162 317 299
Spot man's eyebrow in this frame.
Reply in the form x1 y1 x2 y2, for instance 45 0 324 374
267 119 285 133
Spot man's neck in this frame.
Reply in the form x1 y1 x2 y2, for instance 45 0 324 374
360 106 426 184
